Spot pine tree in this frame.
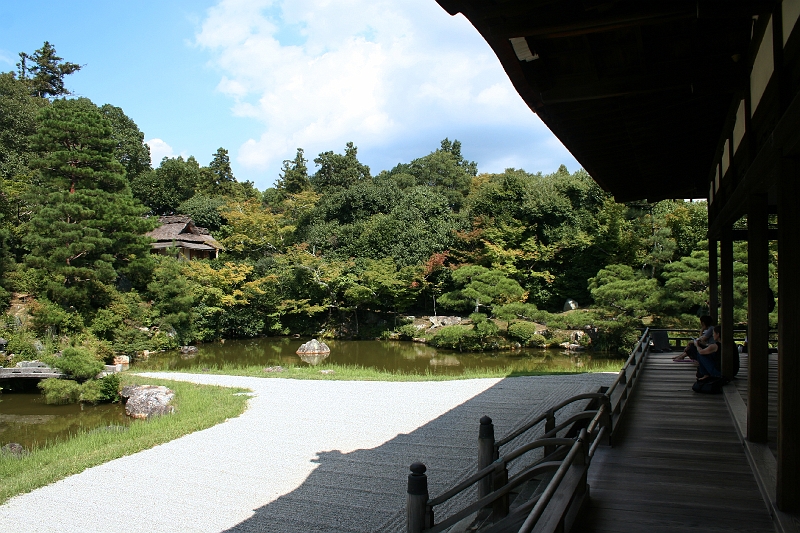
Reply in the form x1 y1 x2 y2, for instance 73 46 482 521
16 42 81 99
276 148 310 194
24 98 154 311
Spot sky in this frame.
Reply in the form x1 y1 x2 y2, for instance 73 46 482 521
0 0 579 191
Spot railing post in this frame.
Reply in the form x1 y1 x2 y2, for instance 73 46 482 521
601 395 613 446
478 416 495 501
407 462 431 533
544 409 556 456
492 461 510 520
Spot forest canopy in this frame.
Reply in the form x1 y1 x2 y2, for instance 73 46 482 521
0 42 769 358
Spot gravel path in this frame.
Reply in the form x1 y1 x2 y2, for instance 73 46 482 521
0 372 614 533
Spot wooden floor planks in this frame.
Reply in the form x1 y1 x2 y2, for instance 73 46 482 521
576 352 774 533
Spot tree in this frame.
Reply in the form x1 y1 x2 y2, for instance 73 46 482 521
276 148 310 194
439 265 526 314
24 98 154 311
17 42 81 98
131 156 200 214
99 104 151 181
588 264 661 319
310 142 370 191
218 199 294 259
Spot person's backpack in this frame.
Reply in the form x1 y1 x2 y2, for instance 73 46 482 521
692 377 727 394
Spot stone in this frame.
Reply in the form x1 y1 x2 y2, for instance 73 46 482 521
563 298 579 311
319 369 335 374
1 443 28 458
263 366 284 373
120 385 175 419
296 339 330 354
113 355 130 371
298 353 330 366
180 345 198 354
428 316 462 328
15 360 51 368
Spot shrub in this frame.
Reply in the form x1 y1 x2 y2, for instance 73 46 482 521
47 347 104 381
30 300 85 336
79 374 120 404
4 331 40 362
508 322 547 347
396 324 423 340
38 378 81 405
429 325 476 351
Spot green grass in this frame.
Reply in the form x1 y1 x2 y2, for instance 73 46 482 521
139 360 626 381
0 374 249 505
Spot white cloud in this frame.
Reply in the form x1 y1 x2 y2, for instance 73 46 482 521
146 138 176 164
196 0 575 185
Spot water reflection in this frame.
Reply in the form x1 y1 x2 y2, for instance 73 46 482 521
133 338 623 376
297 353 330 366
0 392 131 449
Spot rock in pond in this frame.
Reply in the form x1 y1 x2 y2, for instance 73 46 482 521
120 385 175 419
296 339 330 354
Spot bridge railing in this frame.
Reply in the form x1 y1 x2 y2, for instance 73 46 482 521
406 327 652 533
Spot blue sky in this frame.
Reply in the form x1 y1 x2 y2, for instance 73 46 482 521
0 0 579 190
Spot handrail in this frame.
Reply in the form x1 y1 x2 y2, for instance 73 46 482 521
406 327 653 533
517 429 588 533
496 393 606 447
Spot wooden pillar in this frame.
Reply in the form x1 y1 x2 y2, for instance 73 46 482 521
747 195 769 443
720 226 735 380
709 238 719 325
777 159 800 512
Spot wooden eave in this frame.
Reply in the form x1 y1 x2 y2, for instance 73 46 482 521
437 0 775 202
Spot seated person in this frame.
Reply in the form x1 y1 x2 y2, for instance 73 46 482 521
696 325 723 380
673 315 714 361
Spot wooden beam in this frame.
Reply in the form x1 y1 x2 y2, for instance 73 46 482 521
709 239 719 325
777 158 800 512
720 227 736 380
747 195 769 443
708 68 800 238
730 228 779 241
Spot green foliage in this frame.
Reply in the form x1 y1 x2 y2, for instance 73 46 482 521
99 104 151 182
177 194 227 231
47 347 103 381
24 98 154 312
147 256 196 344
508 321 546 346
77 374 120 404
3 329 41 362
588 264 661 319
310 142 370 192
396 324 423 340
30 300 85 336
16 41 81 98
428 325 476 351
38 378 81 404
276 148 310 194
131 156 199 215
439 265 526 313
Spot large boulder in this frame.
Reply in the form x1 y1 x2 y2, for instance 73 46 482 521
428 316 462 328
296 339 330 354
563 298 579 311
120 385 175 419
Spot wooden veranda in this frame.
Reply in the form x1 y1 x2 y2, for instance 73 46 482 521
434 0 800 525
577 352 775 533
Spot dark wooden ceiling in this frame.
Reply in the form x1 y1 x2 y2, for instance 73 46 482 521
436 0 774 202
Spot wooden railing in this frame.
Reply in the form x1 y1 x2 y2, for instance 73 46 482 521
406 328 652 533
650 328 778 350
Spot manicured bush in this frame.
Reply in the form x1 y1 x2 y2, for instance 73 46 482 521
396 324 423 340
38 378 81 405
48 347 104 380
428 325 476 351
79 374 120 404
508 322 547 347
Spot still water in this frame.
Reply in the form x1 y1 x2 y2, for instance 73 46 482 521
1 338 621 450
0 392 131 450
133 337 622 375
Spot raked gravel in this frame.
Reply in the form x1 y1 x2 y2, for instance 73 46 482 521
0 372 615 533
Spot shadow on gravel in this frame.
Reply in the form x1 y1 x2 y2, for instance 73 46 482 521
222 374 610 533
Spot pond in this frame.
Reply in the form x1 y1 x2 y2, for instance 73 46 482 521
132 337 623 375
1 338 622 451
0 391 131 450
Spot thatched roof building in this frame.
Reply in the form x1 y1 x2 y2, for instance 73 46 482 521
145 215 222 260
